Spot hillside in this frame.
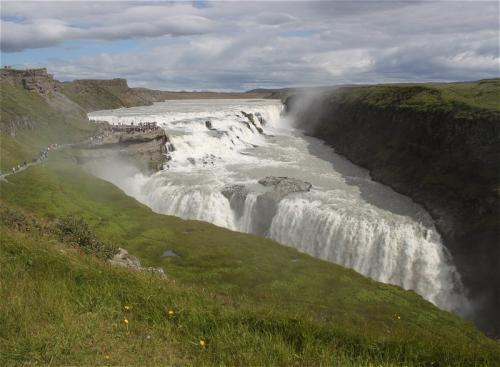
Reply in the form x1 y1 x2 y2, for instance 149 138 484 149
284 79 500 336
1 70 499 364
0 71 94 171
60 79 272 113
0 68 272 171
1 153 499 366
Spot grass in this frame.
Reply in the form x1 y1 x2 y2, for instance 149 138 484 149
59 81 133 112
1 151 499 365
1 79 499 365
0 82 95 171
332 79 500 116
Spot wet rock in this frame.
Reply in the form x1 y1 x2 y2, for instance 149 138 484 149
241 111 264 134
210 130 228 139
251 177 312 235
241 111 255 123
255 112 266 125
239 120 253 131
258 176 312 200
221 184 250 218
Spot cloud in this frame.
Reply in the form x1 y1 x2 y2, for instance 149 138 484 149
1 3 215 52
1 1 498 90
1 18 74 52
257 12 296 26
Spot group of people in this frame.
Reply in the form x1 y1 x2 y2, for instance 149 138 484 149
110 121 160 133
88 131 111 145
11 161 28 174
40 143 59 159
9 143 59 174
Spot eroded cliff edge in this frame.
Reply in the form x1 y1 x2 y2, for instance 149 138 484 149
76 124 170 174
284 79 500 336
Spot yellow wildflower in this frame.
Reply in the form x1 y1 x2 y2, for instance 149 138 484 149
124 319 129 325
168 310 174 316
199 339 206 348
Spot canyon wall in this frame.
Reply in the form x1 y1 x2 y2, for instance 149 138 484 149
284 80 500 336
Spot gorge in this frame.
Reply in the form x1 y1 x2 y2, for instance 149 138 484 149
86 98 470 317
2 69 499 364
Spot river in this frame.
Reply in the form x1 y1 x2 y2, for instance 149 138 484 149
88 99 469 314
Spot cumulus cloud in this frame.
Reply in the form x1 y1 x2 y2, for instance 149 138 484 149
1 3 214 52
257 12 296 26
1 1 498 90
1 18 74 52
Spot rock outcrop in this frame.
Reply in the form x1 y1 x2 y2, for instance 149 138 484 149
1 67 58 94
241 111 264 134
78 126 169 173
109 247 166 277
258 176 312 200
109 247 142 269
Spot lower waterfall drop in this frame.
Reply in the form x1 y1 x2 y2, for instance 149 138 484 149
88 98 470 315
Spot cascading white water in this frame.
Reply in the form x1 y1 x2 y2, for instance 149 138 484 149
88 99 469 314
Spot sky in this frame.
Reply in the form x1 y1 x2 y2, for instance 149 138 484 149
1 0 499 91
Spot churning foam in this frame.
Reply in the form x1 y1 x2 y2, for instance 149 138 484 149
88 99 469 314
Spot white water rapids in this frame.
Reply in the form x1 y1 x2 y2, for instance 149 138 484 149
88 99 469 313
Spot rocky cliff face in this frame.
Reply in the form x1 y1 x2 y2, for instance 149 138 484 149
1 67 58 94
284 81 500 336
77 128 169 173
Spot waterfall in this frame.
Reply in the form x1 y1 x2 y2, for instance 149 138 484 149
88 99 469 314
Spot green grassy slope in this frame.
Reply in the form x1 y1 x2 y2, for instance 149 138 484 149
59 80 271 113
1 152 499 366
0 83 95 171
1 78 499 365
332 79 500 115
59 80 148 112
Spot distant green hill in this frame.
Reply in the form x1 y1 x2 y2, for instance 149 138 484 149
1 70 499 365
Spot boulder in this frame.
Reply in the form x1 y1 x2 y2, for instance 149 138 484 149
205 120 215 130
221 184 250 218
258 176 312 200
108 248 167 278
108 247 141 269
